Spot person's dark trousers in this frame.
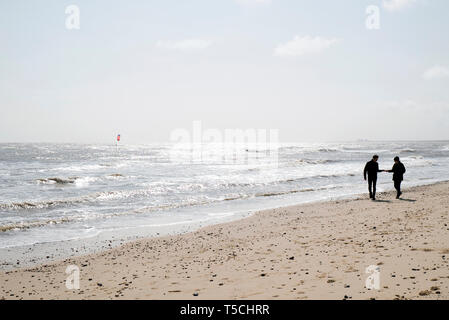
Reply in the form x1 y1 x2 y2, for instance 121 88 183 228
368 176 377 199
394 180 402 198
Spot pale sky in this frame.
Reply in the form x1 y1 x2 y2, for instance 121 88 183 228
1 0 449 143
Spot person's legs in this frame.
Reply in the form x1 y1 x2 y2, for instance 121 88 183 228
368 177 373 198
394 180 402 198
372 177 377 200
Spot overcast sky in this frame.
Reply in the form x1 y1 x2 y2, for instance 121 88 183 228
1 0 449 143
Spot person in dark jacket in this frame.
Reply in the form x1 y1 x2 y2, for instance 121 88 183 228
364 155 382 200
386 156 406 199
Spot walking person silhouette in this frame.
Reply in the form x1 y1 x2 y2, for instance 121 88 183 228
364 155 382 201
386 156 406 199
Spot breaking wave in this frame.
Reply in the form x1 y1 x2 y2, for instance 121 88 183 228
0 184 345 232
400 148 416 153
2 141 449 245
37 177 78 184
2 171 361 212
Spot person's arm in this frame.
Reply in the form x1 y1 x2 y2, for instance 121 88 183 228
363 163 368 180
376 162 383 172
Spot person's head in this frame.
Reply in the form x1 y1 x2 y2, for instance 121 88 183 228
394 156 400 163
373 155 379 162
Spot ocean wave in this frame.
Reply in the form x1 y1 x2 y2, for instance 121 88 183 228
279 146 341 153
74 177 97 187
341 145 364 151
400 148 416 153
37 177 78 184
317 148 339 152
0 184 345 232
214 171 358 190
106 173 125 179
43 163 127 172
257 184 347 198
0 217 72 232
0 186 176 211
400 157 433 167
255 188 314 197
37 176 99 188
0 197 87 210
285 159 337 166
3 167 363 212
0 198 223 232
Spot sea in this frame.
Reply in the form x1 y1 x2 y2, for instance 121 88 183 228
1 141 448 251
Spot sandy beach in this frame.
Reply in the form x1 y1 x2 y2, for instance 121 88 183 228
1 181 448 300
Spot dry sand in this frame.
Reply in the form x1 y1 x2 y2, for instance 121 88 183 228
1 182 449 300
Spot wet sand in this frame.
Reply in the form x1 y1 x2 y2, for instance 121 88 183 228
1 182 449 300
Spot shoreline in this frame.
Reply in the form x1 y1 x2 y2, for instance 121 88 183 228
0 209 253 271
1 179 444 271
1 181 449 299
0 185 367 271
